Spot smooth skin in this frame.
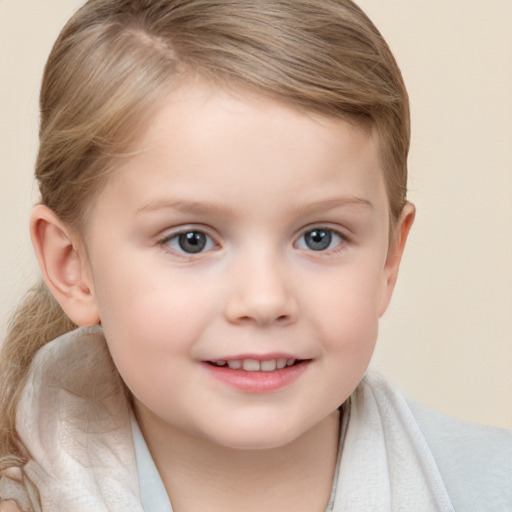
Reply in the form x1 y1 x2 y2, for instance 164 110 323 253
30 81 414 512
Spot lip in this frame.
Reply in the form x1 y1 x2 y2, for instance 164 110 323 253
206 352 303 362
201 359 311 393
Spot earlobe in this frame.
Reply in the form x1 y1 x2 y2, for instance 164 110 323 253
30 205 100 326
378 202 416 317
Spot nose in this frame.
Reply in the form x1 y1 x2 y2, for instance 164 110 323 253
223 252 298 327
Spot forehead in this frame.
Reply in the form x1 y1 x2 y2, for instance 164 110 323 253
89 81 388 227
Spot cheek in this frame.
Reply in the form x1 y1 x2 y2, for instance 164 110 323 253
304 260 385 335
93 274 195 413
91 259 222 370
301 259 384 385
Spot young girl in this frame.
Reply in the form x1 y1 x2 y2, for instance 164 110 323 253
0 1 510 511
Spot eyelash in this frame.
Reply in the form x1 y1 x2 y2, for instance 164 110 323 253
158 226 347 257
158 229 217 257
294 227 347 254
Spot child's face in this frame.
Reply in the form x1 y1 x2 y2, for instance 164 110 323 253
80 82 407 450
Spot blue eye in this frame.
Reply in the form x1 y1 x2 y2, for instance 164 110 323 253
296 228 344 252
164 230 215 254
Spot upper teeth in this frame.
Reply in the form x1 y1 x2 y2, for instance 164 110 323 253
213 358 296 371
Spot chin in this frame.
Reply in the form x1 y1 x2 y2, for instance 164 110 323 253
217 434 297 451
203 420 307 452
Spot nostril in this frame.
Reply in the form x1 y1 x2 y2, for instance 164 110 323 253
232 313 292 326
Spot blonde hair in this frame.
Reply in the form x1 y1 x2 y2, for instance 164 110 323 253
0 0 410 467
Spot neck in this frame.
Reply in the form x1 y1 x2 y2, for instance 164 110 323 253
135 406 341 512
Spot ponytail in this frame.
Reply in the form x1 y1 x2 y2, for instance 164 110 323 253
0 281 76 469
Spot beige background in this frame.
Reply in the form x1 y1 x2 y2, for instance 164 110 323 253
1 1 511 428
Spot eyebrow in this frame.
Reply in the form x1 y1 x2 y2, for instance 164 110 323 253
295 197 374 216
136 199 234 216
136 196 373 217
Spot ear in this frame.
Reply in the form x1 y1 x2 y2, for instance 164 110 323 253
30 205 100 326
378 202 415 317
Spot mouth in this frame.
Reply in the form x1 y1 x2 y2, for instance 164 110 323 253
205 358 306 372
202 356 311 393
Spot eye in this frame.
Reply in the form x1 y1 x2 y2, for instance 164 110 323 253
295 228 344 252
163 230 216 254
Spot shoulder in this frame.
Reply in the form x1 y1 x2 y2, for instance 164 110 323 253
407 397 512 512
